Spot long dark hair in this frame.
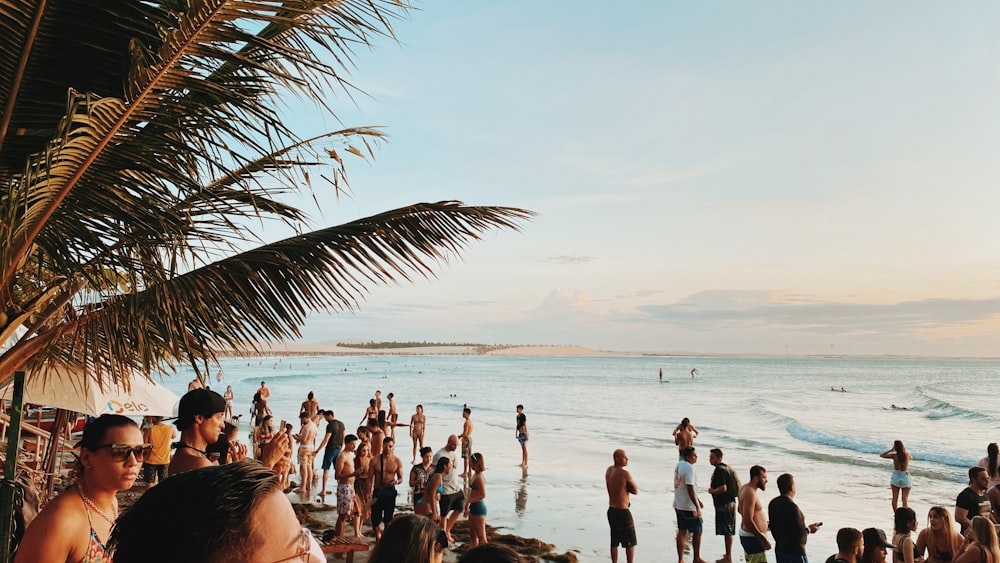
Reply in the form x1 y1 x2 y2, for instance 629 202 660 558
988 443 998 477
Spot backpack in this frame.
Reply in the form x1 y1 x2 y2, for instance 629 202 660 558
722 464 741 503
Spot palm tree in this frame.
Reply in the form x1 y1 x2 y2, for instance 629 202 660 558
0 0 533 387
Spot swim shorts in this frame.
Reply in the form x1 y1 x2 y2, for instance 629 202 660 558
298 446 314 464
439 490 466 515
462 437 472 459
676 509 703 533
607 507 637 548
469 500 487 516
715 501 736 536
517 432 527 445
321 447 341 471
740 531 768 563
370 487 397 527
142 463 167 485
891 469 911 488
337 484 355 516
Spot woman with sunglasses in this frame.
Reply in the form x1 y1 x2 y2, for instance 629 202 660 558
367 514 447 563
16 414 146 563
465 452 488 547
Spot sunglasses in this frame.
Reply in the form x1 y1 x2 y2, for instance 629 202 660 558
94 443 153 462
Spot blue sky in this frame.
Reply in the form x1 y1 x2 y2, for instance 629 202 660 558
264 2 1000 356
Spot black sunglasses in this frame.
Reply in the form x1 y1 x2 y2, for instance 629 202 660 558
94 443 153 462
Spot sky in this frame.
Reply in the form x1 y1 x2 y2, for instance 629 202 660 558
263 1 1000 356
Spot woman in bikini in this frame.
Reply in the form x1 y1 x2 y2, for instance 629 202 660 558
354 441 374 522
423 457 451 524
16 414 146 563
881 440 914 511
465 452 488 548
917 506 965 563
954 516 1000 563
360 398 378 426
893 507 923 563
410 447 434 517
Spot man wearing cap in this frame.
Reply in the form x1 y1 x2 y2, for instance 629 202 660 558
169 388 229 476
768 473 822 563
862 528 893 563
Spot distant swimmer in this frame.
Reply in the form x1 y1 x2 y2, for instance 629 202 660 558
660 368 663 383
691 368 699 378
889 404 909 411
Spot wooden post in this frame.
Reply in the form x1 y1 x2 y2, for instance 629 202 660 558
0 370 26 562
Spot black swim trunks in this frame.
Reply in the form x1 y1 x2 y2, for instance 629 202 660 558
607 507 637 548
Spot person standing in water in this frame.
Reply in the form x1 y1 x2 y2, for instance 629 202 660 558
516 404 528 468
880 440 913 511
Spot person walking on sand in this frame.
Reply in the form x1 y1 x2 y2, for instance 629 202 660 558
738 465 771 563
316 410 345 504
459 406 474 477
708 448 740 563
410 405 427 463
769 473 821 563
516 404 529 468
881 440 913 511
675 446 706 563
607 448 638 563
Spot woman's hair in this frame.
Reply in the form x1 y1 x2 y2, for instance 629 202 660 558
458 543 527 563
367 514 442 563
75 414 138 476
680 417 690 428
926 507 962 561
307 391 314 400
378 410 387 430
471 452 486 470
419 447 433 457
894 440 906 458
108 460 281 562
435 456 451 473
894 506 916 534
970 516 1000 563
989 443 999 477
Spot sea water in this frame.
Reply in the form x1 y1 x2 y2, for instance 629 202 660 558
163 354 1000 561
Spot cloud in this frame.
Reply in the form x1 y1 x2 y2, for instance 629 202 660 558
543 255 596 264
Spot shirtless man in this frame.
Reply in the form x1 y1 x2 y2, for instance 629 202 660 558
259 380 270 400
459 407 474 477
300 391 320 423
674 417 699 457
410 405 426 463
367 417 385 458
334 435 361 537
738 465 771 563
294 411 318 498
387 392 399 439
374 390 382 413
606 449 639 563
370 437 404 540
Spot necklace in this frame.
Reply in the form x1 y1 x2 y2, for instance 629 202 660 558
78 487 117 525
177 441 209 457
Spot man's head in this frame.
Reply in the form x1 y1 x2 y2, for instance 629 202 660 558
176 389 226 441
613 449 628 467
969 466 989 491
260 381 266 387
463 407 471 417
749 465 767 491
446 435 459 451
777 473 794 496
299 411 309 423
682 446 697 463
516 404 523 413
836 527 863 560
375 390 381 397
323 411 335 421
383 437 394 451
387 392 393 400
344 434 358 451
709 448 723 467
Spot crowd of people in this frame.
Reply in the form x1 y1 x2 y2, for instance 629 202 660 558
605 419 1000 563
12 380 532 563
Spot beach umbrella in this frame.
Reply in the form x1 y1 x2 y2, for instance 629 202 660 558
0 366 180 417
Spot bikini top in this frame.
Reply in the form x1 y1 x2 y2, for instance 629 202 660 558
81 501 113 563
895 536 919 561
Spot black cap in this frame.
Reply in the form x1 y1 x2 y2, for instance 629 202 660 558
863 528 893 549
177 389 226 419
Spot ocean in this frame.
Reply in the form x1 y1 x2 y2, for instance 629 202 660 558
162 354 999 562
